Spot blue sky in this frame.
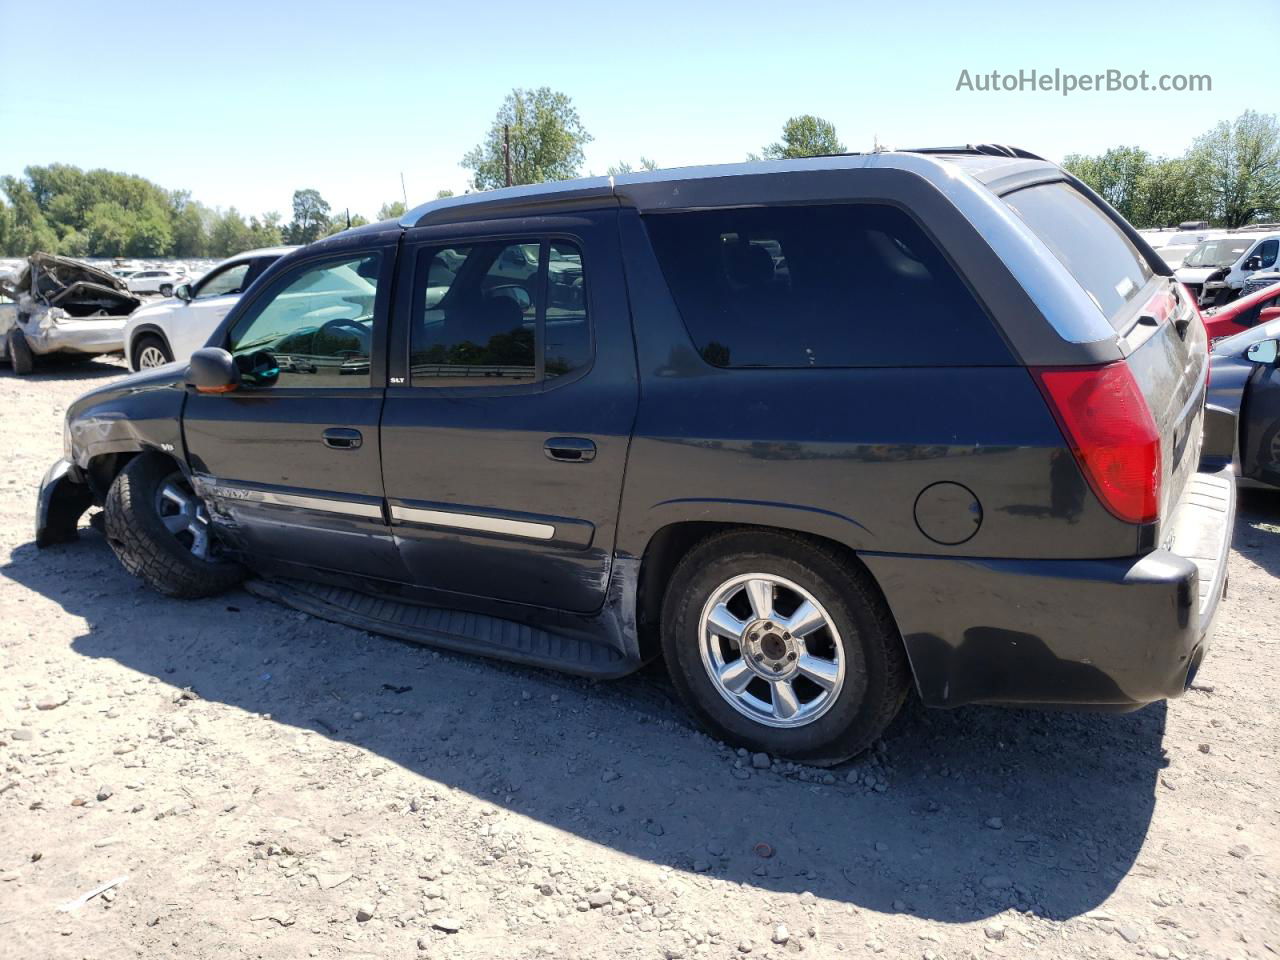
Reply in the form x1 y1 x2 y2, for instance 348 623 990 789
3 0 1275 220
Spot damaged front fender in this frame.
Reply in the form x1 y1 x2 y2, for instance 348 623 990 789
36 459 93 547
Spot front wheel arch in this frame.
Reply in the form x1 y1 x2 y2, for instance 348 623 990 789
127 326 174 370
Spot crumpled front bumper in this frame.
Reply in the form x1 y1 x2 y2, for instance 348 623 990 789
36 458 93 547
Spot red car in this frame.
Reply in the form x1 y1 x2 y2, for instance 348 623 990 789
1198 280 1280 344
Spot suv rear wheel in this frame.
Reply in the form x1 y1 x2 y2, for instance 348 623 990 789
660 529 908 766
104 453 244 598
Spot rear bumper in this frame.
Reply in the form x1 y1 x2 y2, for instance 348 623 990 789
863 464 1236 709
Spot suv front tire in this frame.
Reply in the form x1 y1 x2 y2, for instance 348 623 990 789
104 453 244 598
660 529 908 765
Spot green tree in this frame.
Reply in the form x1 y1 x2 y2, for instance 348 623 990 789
1133 156 1208 228
436 189 455 199
170 192 210 257
247 211 284 248
757 115 845 160
323 212 371 237
1062 147 1212 228
1188 110 1280 228
0 201 15 256
208 208 254 257
606 157 658 176
462 87 592 190
1062 146 1154 224
284 188 331 244
377 200 407 221
0 175 58 255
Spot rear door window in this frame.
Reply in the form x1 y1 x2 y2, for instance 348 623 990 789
642 203 1009 368
409 239 592 387
1003 182 1153 327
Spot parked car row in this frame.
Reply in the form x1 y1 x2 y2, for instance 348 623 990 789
1174 228 1280 307
36 146 1236 764
123 247 294 368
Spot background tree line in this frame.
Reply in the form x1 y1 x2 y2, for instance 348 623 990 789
3 95 1277 260
0 168 394 259
1062 110 1280 228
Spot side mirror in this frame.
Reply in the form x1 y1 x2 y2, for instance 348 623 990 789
1244 256 1263 271
175 283 193 302
1260 306 1280 325
1245 339 1279 365
186 347 241 394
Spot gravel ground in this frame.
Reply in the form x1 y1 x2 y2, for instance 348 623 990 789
1 358 1277 960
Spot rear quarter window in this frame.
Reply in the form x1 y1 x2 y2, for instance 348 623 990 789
1003 182 1153 328
642 203 1011 368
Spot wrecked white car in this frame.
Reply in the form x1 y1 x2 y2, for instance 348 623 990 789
0 253 142 375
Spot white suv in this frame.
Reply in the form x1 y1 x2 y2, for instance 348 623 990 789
125 268 187 296
124 247 294 369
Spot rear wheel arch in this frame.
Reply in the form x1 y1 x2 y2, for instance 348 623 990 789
636 521 902 659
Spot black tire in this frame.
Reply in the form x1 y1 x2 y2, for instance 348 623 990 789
660 528 909 766
131 334 173 370
159 283 174 297
7 330 34 375
104 453 244 598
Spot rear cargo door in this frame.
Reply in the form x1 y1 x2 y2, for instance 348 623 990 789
1003 182 1208 525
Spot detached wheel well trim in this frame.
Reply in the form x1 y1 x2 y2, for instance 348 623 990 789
127 324 173 369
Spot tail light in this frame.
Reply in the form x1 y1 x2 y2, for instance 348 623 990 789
1031 362 1161 524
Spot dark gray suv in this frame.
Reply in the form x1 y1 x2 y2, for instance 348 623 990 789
37 146 1236 765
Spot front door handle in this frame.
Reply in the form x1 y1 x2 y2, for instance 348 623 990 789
544 437 595 463
323 427 363 450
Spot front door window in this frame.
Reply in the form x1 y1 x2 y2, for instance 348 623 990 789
227 254 381 388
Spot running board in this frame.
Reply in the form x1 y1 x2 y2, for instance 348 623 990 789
244 577 636 678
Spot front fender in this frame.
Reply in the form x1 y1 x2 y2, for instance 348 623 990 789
66 366 189 471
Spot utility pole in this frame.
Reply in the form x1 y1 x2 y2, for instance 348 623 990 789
503 124 512 187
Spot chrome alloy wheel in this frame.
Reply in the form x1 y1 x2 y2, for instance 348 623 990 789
697 573 845 728
155 473 213 559
137 345 169 368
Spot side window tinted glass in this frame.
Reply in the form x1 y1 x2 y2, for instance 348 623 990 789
643 204 1008 368
410 242 538 386
228 253 380 388
1256 239 1279 269
545 241 589 379
197 262 251 299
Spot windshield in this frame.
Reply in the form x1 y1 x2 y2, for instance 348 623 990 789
1183 239 1254 268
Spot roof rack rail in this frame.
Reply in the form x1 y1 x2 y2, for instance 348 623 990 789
1227 222 1280 233
899 144 1047 161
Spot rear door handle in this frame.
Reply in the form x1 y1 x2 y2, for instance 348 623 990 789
323 427 363 450
544 437 595 462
